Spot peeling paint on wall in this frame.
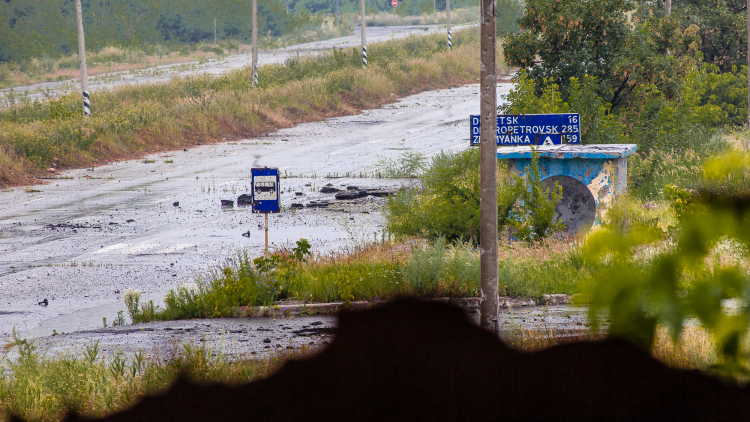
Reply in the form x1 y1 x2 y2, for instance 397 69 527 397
499 145 637 233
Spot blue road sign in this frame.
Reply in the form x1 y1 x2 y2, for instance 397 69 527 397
470 114 581 146
251 167 280 213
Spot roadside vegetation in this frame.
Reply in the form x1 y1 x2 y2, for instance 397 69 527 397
0 7 487 90
1 307 744 422
0 331 302 422
0 29 487 186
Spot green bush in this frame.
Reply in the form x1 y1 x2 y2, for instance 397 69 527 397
500 71 626 145
581 151 750 379
386 147 565 243
683 63 749 129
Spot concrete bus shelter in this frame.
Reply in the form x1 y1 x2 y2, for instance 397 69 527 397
497 144 638 234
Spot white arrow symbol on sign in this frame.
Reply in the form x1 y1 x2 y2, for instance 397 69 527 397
542 136 553 146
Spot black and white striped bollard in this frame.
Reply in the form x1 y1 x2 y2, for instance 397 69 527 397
82 90 90 117
447 31 452 50
362 46 367 67
253 65 258 87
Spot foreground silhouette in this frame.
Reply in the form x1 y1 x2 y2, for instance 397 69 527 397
16 299 750 421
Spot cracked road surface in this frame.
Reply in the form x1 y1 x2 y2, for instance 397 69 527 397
1 83 518 354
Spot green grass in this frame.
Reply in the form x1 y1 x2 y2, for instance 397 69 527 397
149 237 586 321
0 29 484 185
0 331 301 422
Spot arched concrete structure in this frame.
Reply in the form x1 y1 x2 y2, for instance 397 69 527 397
542 175 596 234
498 144 638 233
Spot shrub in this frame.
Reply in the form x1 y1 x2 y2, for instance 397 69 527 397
386 147 564 244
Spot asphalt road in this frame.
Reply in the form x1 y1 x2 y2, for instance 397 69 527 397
0 24 473 103
1 83 527 350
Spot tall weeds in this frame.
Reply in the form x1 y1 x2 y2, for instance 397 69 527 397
0 29 482 186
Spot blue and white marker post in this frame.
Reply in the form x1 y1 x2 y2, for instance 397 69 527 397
470 113 581 146
251 167 280 258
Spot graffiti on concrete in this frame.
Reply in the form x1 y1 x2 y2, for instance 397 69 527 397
498 144 638 234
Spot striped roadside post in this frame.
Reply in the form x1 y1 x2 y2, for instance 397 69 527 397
360 0 367 68
83 91 91 117
74 0 90 118
446 0 452 49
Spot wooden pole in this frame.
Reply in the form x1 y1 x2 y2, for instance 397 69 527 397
479 0 498 334
361 0 367 67
74 0 90 118
252 0 258 87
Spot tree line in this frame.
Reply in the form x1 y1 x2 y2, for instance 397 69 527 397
0 0 484 63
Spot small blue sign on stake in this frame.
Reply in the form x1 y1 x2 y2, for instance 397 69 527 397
470 114 581 146
251 167 280 213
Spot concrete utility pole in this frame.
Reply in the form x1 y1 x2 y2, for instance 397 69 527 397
747 0 749 127
361 0 367 67
479 0 498 334
252 0 258 87
214 18 217 44
336 0 340 27
446 0 452 49
74 0 90 118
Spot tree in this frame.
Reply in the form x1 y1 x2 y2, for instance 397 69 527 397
503 0 691 111
635 0 748 73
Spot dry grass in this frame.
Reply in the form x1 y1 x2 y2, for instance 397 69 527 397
504 324 741 379
0 146 23 184
274 239 420 268
0 337 322 422
0 30 483 188
498 238 577 262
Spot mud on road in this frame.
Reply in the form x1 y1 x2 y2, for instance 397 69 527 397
0 82 593 361
0 83 501 346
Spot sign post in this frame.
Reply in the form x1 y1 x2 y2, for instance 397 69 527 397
251 167 280 258
470 113 581 146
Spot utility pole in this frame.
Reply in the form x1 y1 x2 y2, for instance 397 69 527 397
74 0 90 118
747 0 749 127
252 0 258 87
479 0 498 334
336 0 340 27
214 18 217 44
361 0 367 67
446 0 451 49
